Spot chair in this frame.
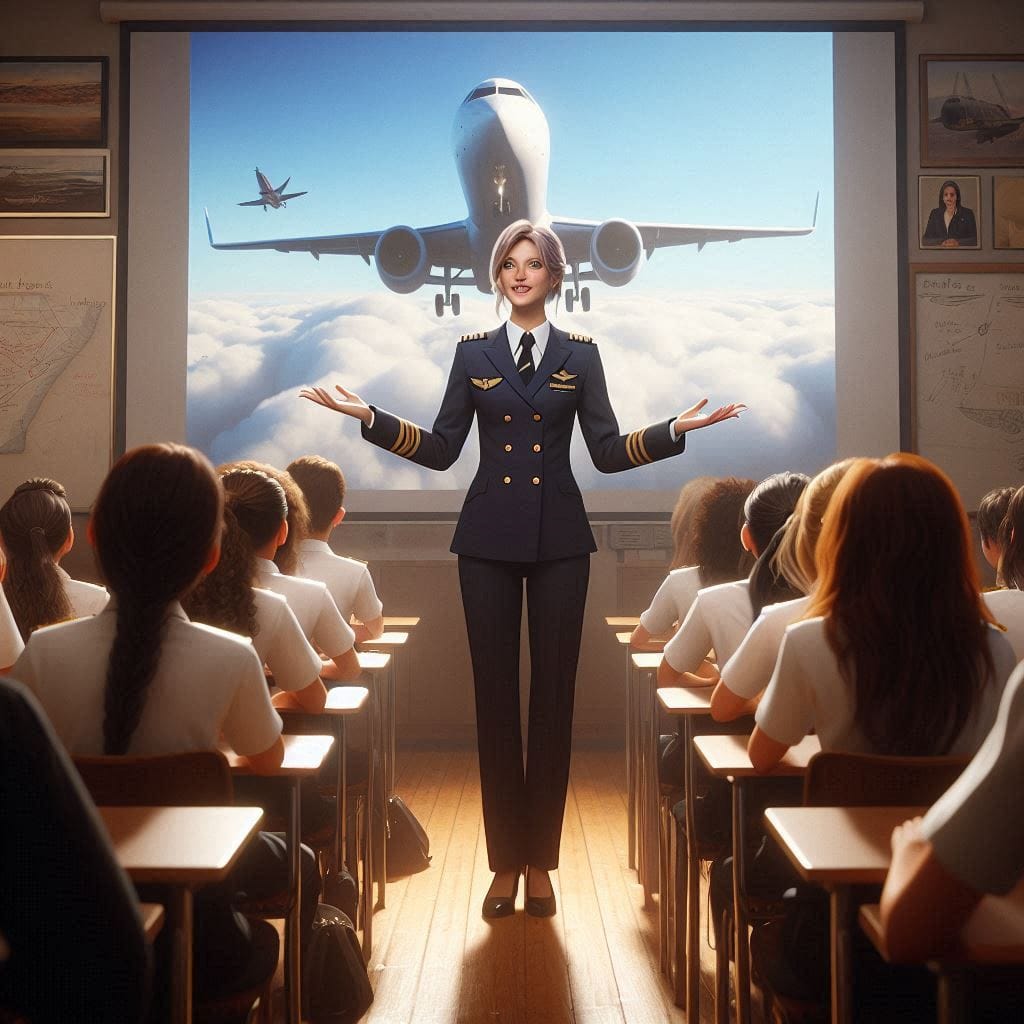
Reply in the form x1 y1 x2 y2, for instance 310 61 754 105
73 751 278 1024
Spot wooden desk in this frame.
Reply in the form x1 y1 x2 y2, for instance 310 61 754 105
139 902 165 942
631 653 665 906
223 733 334 1024
356 650 391 909
765 805 925 1024
656 685 714 1014
605 615 641 629
101 805 263 1024
382 615 420 629
360 632 409 799
694 733 821 1024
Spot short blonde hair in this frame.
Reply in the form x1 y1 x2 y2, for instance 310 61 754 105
489 220 566 315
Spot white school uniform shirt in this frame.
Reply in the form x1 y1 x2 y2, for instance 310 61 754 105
11 601 282 758
254 558 355 657
756 617 1016 755
57 566 109 618
0 586 24 668
720 595 812 700
981 588 1024 660
251 586 323 692
294 539 383 625
923 660 1024 894
662 579 753 674
639 566 702 636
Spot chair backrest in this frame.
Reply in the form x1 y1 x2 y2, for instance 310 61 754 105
74 750 234 807
803 751 969 808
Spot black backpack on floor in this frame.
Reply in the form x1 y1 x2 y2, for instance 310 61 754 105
384 795 431 880
303 904 373 1024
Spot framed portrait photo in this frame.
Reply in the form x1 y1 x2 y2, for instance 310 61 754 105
919 175 981 250
920 55 1024 168
0 58 108 148
994 175 1024 249
0 149 109 217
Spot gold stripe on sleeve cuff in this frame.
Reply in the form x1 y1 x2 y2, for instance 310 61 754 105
390 419 407 455
405 424 422 458
626 430 640 466
636 429 652 465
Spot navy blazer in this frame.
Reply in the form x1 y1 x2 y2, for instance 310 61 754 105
362 323 686 562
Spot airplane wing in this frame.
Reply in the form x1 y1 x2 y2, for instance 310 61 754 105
237 199 269 207
550 195 818 261
205 209 473 278
278 191 309 202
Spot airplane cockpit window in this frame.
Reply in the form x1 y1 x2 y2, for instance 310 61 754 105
497 86 526 98
465 85 497 102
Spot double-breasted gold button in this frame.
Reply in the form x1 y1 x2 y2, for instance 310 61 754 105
503 414 512 423
532 477 541 485
533 413 542 422
504 444 513 452
503 476 511 484
532 444 541 453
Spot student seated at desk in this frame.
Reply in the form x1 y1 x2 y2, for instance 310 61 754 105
0 677 150 1024
8 444 319 1003
220 464 362 684
630 476 749 651
657 471 808 687
287 454 384 642
981 483 1024 658
711 459 857 722
0 478 107 642
976 485 1014 581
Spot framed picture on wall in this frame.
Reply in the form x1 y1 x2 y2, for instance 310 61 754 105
919 175 981 250
920 55 1024 168
994 175 1024 248
0 150 109 217
0 58 108 147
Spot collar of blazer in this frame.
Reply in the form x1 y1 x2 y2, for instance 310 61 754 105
480 324 574 406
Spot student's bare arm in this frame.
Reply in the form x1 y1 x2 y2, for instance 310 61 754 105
272 678 328 713
240 735 286 773
353 615 385 642
710 680 759 721
320 647 362 682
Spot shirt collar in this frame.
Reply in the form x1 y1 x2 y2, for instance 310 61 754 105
299 539 331 553
255 557 280 576
506 319 550 357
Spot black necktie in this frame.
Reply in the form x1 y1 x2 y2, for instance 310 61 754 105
518 331 536 384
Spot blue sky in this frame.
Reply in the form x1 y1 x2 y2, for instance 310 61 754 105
189 30 834 299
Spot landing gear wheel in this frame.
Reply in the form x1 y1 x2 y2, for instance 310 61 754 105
451 293 461 317
435 294 444 317
581 287 591 313
565 289 574 312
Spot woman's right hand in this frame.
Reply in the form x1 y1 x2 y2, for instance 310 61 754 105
299 384 372 425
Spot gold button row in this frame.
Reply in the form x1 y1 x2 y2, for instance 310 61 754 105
502 476 542 485
501 413 544 423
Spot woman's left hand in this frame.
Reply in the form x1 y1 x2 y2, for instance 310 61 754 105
673 398 746 435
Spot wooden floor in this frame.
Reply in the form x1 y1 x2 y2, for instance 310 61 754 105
300 746 758 1024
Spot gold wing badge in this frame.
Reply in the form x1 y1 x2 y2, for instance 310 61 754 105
549 368 578 391
470 376 504 391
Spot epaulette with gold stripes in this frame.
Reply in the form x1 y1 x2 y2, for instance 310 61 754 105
568 332 593 344
625 428 653 467
460 331 487 342
389 418 422 459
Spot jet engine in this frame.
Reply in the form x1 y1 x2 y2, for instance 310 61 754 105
590 219 646 287
375 226 430 294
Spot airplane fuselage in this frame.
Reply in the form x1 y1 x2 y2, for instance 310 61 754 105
452 80 552 293
940 95 1022 141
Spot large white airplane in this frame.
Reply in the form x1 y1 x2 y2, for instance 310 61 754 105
207 78 816 317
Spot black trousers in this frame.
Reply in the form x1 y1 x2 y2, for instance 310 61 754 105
458 553 590 871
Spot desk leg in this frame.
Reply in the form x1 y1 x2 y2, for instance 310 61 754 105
283 779 302 1024
363 707 375 958
829 887 852 1024
641 667 658 907
371 675 387 910
626 649 637 872
936 968 967 1024
684 717 701 1024
169 887 193 1024
387 657 397 800
732 780 752 1024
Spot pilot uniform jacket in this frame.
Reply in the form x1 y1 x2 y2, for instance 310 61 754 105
922 205 978 247
361 323 687 562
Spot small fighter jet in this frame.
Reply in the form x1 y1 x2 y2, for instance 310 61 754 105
238 167 308 210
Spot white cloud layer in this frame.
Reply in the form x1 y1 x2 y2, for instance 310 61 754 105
187 289 835 490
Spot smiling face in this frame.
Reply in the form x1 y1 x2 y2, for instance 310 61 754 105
497 238 553 317
942 185 958 212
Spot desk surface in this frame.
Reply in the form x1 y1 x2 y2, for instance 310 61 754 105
357 651 391 670
764 805 924 885
324 685 370 714
221 732 333 776
859 888 1024 966
606 615 641 628
382 615 420 629
100 805 263 885
694 733 821 776
361 631 409 646
657 685 713 714
631 652 662 670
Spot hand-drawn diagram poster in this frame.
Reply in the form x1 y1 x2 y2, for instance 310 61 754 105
913 266 1024 509
0 235 114 508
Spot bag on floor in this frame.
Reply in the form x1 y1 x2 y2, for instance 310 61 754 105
323 864 359 923
384 795 431 879
303 903 373 1024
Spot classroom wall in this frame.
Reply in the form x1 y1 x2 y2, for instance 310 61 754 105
5 0 1023 743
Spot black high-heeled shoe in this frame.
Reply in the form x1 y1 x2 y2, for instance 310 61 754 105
482 871 520 919
525 868 556 917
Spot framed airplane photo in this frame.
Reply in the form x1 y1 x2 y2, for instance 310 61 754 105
921 55 1024 167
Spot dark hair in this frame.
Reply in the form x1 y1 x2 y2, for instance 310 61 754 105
690 477 757 586
182 502 259 638
0 478 73 640
220 468 289 549
808 454 997 755
668 476 715 570
998 484 1024 590
219 460 307 574
287 455 346 534
93 444 223 755
745 472 810 617
978 485 1014 546
938 179 962 209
